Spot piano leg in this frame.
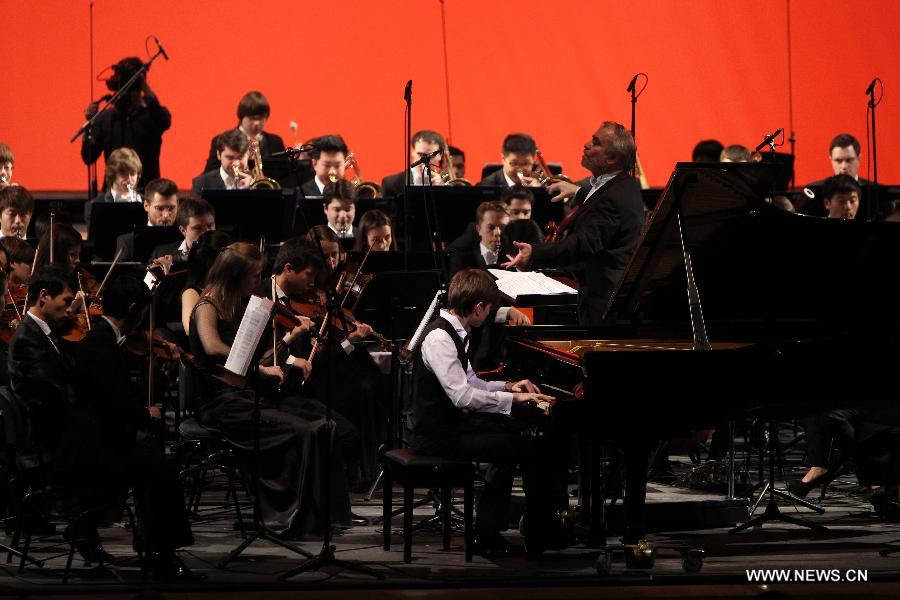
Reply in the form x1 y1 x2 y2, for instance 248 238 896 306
623 440 649 546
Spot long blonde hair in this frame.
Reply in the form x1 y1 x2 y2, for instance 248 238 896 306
200 242 261 323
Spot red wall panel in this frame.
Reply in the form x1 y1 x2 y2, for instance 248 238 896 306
2 0 897 191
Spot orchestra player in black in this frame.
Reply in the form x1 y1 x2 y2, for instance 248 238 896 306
502 121 644 326
409 269 567 557
201 91 286 174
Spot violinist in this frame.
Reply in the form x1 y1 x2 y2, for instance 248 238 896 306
188 242 353 536
306 225 345 275
0 185 34 240
180 229 232 335
73 273 199 580
0 236 34 288
34 222 100 297
353 209 395 253
150 197 215 264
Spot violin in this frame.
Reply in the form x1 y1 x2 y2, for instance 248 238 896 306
123 331 196 363
288 297 395 352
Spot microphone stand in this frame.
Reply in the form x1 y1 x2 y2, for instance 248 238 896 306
867 80 880 221
403 81 412 271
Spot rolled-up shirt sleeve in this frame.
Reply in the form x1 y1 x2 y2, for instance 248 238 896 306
420 329 513 415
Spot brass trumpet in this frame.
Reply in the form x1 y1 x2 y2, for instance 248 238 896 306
532 147 571 186
248 139 280 189
343 152 382 198
440 147 472 186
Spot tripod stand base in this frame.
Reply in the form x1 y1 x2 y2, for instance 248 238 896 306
277 543 384 581
218 527 313 569
730 499 827 534
749 481 825 516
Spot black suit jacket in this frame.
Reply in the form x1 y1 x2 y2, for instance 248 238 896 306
7 315 76 452
529 172 644 325
202 130 286 174
447 224 490 278
799 177 874 219
116 231 136 262
301 178 323 197
191 168 226 199
477 169 510 187
150 239 184 261
381 171 407 198
76 318 150 454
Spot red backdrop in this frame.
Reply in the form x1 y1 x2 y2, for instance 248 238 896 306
3 0 897 191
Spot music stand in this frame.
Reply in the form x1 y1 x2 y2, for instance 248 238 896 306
350 270 440 341
132 225 182 264
201 189 296 241
87 202 147 260
398 185 501 252
265 157 313 189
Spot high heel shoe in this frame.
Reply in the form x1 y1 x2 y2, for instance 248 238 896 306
786 470 838 499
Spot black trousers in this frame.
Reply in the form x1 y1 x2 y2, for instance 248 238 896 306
801 409 861 468
413 414 567 540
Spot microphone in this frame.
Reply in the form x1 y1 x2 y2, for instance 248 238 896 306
153 36 169 60
755 128 784 152
409 148 441 169
271 144 316 158
865 78 878 95
404 80 412 102
626 73 639 93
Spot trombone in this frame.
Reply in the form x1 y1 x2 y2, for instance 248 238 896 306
439 147 471 186
342 152 382 198
247 138 280 189
531 147 572 186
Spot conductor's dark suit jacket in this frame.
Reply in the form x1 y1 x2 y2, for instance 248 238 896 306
529 171 644 325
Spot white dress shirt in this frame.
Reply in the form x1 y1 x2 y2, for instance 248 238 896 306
327 222 355 239
420 309 513 415
26 311 60 354
219 166 238 190
584 170 621 202
314 177 326 194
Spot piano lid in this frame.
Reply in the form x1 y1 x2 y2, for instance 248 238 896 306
603 162 900 334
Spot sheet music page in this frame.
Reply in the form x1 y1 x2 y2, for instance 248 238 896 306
224 295 275 376
491 271 577 300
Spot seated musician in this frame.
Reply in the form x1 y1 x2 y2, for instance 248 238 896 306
799 134 873 218
0 184 34 240
501 186 544 248
322 179 357 240
151 197 215 264
0 142 14 188
306 224 345 274
478 133 542 188
448 145 466 180
0 236 35 288
692 139 724 163
448 201 510 275
201 91 286 174
35 222 100 297
502 121 645 326
84 147 142 230
180 230 232 334
301 135 348 197
353 209 395 253
191 129 252 197
822 174 861 220
115 177 179 262
73 273 200 580
410 269 566 556
720 144 752 163
381 130 446 197
188 242 353 535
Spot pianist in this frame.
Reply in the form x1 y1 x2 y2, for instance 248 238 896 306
502 121 644 325
408 269 567 557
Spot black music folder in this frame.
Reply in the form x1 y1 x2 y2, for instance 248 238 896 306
201 188 297 241
88 202 148 261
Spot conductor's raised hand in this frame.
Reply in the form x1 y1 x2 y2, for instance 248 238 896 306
547 180 580 203
501 241 532 269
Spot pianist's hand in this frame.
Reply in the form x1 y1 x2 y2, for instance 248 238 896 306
505 379 541 393
512 391 556 405
507 308 531 326
501 241 532 270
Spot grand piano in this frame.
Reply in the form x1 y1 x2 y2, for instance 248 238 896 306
502 161 900 554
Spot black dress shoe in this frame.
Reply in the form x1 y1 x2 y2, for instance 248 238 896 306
351 511 370 526
65 526 116 564
152 554 207 582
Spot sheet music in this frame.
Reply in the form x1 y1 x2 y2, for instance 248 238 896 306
488 270 577 300
224 295 274 376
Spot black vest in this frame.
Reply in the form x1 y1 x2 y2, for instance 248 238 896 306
410 316 469 439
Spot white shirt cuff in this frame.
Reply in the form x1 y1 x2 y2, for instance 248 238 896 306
495 307 510 323
496 391 514 415
286 354 297 366
341 338 354 354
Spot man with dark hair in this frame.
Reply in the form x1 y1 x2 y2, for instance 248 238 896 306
800 133 876 219
381 129 447 197
692 139 724 163
0 185 34 239
116 177 179 261
72 273 201 579
322 179 358 240
503 122 644 326
720 144 752 163
448 145 466 179
81 57 171 186
823 174 861 220
151 197 215 262
301 134 349 197
448 201 510 276
202 91 286 174
191 129 252 197
410 268 564 557
0 236 35 287
478 133 542 187
502 185 535 221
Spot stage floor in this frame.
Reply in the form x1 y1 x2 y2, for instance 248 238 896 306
3 463 900 599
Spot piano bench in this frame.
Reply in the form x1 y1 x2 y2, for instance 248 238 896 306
382 448 475 563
